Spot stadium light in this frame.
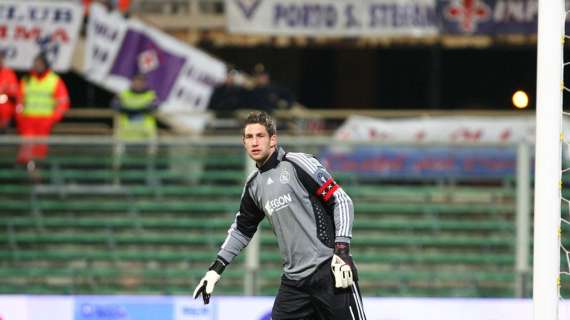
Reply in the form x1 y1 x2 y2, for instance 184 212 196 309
512 90 529 109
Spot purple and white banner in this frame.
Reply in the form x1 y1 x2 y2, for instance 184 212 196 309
226 0 438 36
0 1 83 71
84 3 226 115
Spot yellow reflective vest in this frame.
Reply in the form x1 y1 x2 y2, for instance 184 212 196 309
22 72 59 117
116 89 157 139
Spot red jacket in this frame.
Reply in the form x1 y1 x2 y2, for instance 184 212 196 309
0 66 18 103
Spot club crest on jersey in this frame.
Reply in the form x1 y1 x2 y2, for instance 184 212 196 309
264 193 292 216
279 169 290 184
316 169 329 184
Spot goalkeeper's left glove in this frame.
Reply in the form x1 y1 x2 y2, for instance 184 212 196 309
331 242 358 289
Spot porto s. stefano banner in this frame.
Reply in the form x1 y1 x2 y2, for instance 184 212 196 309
0 1 83 71
84 3 226 116
228 0 570 36
226 0 438 36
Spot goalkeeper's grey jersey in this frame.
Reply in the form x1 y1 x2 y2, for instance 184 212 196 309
217 147 354 281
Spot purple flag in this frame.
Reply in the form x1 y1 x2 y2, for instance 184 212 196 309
109 29 185 101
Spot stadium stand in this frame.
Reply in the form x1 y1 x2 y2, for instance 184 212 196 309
0 137 527 297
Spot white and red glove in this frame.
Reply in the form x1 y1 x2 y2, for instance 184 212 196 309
331 242 357 289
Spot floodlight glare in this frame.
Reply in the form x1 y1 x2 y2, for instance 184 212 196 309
512 90 529 109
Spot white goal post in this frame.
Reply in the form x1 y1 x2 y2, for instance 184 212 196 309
533 0 564 319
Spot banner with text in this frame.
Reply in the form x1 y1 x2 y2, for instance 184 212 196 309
0 1 83 71
334 115 542 143
228 0 570 36
226 0 438 36
84 3 226 114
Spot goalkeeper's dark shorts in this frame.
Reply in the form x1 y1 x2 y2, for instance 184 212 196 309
271 258 367 320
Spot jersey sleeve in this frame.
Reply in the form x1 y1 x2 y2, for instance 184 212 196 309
216 178 265 264
285 153 354 243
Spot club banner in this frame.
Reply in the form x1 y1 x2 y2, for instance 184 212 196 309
334 115 547 143
84 3 226 114
226 0 438 36
438 0 539 34
0 1 83 71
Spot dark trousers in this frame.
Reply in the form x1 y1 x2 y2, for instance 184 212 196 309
272 259 367 320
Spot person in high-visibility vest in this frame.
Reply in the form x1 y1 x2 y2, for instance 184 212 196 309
112 73 159 141
16 53 69 166
111 73 159 184
0 50 19 132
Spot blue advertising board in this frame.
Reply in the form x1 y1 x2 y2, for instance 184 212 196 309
320 146 517 179
74 296 174 320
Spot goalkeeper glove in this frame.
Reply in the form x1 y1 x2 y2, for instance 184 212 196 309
193 258 226 304
331 242 357 289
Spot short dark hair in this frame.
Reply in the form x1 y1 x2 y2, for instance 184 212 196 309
34 52 50 69
242 111 276 137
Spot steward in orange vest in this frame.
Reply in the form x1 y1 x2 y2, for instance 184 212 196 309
16 53 69 165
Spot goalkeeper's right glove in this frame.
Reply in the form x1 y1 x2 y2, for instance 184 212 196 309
193 258 227 304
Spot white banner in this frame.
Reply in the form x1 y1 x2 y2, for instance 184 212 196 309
182 297 568 320
28 296 73 320
0 296 28 320
84 3 226 119
83 4 128 86
0 1 83 71
334 115 545 143
226 0 438 36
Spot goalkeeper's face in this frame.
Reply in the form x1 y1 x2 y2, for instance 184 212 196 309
243 123 277 164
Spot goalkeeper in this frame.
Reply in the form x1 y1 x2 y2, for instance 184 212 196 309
194 111 367 319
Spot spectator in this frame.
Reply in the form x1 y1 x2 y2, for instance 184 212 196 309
247 63 294 113
208 69 249 116
0 50 18 133
112 73 159 141
16 53 69 171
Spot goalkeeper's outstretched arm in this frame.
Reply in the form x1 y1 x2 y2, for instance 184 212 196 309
193 177 265 304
